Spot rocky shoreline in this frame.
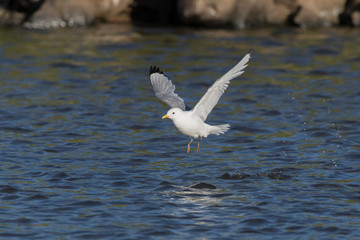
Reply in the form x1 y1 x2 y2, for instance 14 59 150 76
0 0 359 29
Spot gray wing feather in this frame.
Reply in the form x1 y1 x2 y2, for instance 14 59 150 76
191 51 251 121
149 66 186 111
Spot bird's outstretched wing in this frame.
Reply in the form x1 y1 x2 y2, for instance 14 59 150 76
191 51 251 121
149 66 186 111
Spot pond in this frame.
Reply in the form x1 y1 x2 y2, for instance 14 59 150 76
0 24 360 239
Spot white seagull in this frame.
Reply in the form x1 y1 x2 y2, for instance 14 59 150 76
149 51 251 153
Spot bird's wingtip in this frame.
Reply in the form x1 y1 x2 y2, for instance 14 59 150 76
149 65 163 75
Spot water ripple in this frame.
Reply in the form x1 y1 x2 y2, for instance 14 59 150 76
0 26 359 239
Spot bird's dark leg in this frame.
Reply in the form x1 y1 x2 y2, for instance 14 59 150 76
187 137 193 154
197 136 202 153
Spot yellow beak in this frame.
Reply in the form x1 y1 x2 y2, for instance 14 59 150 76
162 114 169 119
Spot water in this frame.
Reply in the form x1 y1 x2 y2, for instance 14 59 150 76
0 25 360 239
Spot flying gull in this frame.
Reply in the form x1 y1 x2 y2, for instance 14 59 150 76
149 51 251 153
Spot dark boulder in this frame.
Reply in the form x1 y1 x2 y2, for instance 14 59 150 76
339 0 360 26
190 182 217 189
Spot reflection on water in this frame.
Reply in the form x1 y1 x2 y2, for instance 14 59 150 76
0 25 360 239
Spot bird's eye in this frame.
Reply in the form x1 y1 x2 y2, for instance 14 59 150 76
172 112 175 114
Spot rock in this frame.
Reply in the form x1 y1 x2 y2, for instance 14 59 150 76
2 0 360 28
264 172 291 180
0 0 45 25
220 172 251 179
232 0 299 28
0 0 133 28
0 7 23 25
178 0 300 28
178 0 237 27
189 182 217 189
178 0 348 28
220 172 290 180
293 0 344 28
339 0 360 26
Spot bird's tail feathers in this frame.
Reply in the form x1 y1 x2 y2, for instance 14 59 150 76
209 124 230 135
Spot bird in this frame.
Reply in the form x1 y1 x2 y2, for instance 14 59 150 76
149 51 251 153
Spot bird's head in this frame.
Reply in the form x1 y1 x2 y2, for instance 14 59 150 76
162 108 183 120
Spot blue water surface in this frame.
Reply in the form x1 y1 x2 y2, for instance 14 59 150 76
0 25 360 239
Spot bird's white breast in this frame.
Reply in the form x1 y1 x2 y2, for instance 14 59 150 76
172 111 209 138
